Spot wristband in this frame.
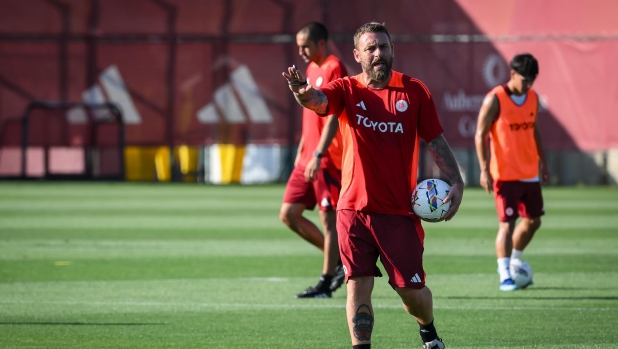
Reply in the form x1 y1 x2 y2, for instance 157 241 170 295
313 150 323 158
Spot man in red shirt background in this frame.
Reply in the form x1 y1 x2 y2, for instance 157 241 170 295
280 22 348 299
283 22 463 349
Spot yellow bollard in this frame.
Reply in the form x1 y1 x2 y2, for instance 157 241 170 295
218 144 245 184
154 146 171 182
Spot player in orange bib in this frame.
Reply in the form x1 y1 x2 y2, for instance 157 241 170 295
280 22 348 299
475 53 550 291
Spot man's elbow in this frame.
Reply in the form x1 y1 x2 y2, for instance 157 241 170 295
473 132 484 144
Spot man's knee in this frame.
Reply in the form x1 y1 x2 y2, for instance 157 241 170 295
525 217 542 231
279 207 291 225
497 220 515 236
397 287 420 301
396 286 431 305
280 204 303 227
319 210 337 234
347 277 374 296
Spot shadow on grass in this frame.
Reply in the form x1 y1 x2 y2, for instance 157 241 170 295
527 286 617 291
440 296 618 301
0 322 166 326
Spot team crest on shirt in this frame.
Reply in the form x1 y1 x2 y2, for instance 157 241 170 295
315 76 323 87
395 100 408 112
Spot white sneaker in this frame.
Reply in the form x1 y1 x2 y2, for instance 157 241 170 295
423 338 445 349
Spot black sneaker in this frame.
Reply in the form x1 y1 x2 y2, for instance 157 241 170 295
330 263 345 292
295 286 331 298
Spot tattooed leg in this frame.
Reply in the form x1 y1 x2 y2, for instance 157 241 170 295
352 304 374 341
346 276 374 345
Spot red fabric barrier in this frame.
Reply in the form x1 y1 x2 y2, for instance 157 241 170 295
1 0 616 151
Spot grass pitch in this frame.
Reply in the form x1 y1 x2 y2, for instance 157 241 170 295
0 182 617 348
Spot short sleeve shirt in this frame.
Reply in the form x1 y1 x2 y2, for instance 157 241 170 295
299 55 348 170
319 71 443 216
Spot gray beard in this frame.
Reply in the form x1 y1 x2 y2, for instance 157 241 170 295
362 59 393 82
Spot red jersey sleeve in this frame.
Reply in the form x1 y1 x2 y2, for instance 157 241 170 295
413 79 443 142
318 78 346 117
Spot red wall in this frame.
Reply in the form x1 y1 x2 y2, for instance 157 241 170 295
1 0 616 150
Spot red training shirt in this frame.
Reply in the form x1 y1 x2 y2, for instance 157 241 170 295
319 71 443 216
298 55 348 170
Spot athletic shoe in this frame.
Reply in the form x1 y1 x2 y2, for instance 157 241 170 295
295 286 331 298
499 278 519 291
423 337 445 349
330 263 345 292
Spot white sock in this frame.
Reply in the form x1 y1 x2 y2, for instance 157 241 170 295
511 249 523 260
497 258 511 282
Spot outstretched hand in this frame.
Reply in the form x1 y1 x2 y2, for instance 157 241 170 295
282 65 312 94
442 182 463 221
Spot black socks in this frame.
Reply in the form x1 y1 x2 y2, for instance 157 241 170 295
351 320 437 348
316 274 333 290
418 319 438 343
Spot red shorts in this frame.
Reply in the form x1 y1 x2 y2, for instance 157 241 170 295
493 180 545 222
282 165 341 211
336 209 426 289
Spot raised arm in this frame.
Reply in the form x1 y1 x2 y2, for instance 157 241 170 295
282 66 329 115
474 93 499 193
426 134 464 221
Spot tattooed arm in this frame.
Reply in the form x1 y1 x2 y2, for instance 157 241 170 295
282 66 329 115
427 134 464 221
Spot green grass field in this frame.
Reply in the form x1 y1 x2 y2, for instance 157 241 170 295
0 182 617 348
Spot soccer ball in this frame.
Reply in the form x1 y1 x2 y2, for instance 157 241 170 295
510 259 533 288
412 179 451 222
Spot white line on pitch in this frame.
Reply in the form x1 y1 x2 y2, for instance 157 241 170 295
0 300 614 312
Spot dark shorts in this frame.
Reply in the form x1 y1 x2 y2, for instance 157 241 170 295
336 209 426 289
493 180 545 222
282 165 341 211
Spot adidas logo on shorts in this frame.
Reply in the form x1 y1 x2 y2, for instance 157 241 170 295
411 273 422 283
